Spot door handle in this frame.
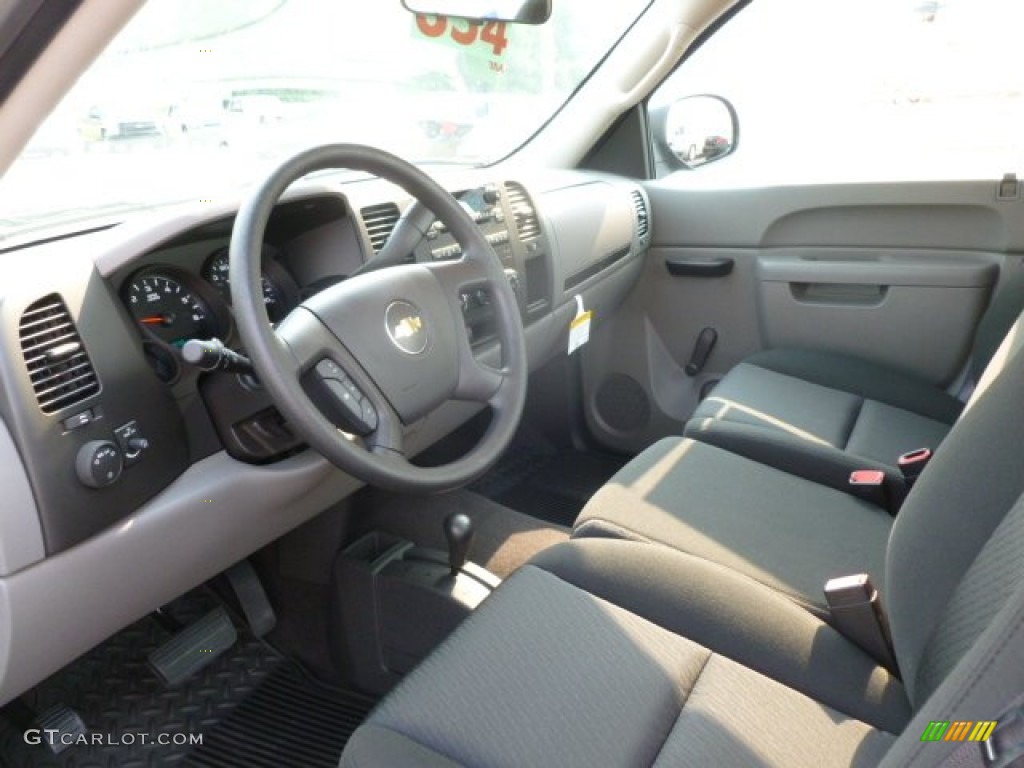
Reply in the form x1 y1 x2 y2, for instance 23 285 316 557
665 256 735 278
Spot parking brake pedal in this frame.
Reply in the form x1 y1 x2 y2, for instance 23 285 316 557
35 705 87 755
148 606 237 686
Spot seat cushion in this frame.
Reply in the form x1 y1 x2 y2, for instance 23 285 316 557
686 348 961 474
573 436 894 617
530 539 910 732
340 555 899 768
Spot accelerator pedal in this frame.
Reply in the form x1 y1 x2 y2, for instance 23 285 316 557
35 704 87 755
148 606 237 686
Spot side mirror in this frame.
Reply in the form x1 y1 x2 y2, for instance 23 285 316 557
401 0 552 24
663 95 737 169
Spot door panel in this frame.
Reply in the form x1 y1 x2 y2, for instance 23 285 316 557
581 179 1017 454
761 203 1006 250
758 249 997 383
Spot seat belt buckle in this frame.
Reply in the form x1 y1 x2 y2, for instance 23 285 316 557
898 447 932 487
984 703 1024 768
824 573 898 671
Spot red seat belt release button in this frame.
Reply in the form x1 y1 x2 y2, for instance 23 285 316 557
849 469 889 510
850 470 885 486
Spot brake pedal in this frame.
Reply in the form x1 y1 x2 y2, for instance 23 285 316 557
148 606 237 686
35 704 87 755
225 559 276 637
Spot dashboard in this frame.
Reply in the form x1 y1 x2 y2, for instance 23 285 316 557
0 166 651 706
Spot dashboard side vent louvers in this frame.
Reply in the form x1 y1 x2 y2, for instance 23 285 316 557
360 202 401 254
631 190 650 238
19 294 100 414
504 182 540 241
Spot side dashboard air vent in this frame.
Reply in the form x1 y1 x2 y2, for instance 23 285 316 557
19 294 100 414
360 202 401 254
631 190 650 238
504 182 540 241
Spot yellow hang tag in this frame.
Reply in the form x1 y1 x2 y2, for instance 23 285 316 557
568 295 592 355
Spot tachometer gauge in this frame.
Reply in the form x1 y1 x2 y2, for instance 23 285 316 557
202 247 292 323
125 271 224 348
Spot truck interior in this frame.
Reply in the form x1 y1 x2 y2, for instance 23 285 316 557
2 0 1024 766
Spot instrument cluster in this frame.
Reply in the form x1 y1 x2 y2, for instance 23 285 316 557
122 245 299 381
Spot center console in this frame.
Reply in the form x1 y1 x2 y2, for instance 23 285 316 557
333 513 500 695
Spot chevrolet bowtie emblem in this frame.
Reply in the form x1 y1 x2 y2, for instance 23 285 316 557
392 315 423 340
385 301 428 355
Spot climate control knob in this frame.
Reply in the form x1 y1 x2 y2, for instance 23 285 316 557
75 440 124 489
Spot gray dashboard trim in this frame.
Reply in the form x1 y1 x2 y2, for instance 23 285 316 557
92 183 344 278
0 416 44 576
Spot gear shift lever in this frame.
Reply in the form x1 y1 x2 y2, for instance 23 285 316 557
443 512 474 578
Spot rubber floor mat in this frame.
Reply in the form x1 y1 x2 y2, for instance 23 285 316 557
187 665 375 768
0 590 375 768
472 444 627 527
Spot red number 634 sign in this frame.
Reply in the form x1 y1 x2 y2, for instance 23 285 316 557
416 14 509 56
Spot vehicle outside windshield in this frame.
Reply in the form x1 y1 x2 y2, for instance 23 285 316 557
0 0 649 241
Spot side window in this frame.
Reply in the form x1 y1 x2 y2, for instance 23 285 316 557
651 0 1024 181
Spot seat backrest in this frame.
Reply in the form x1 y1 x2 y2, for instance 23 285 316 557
887 331 1024 707
968 263 1024 383
880 492 1024 767
962 311 1024 414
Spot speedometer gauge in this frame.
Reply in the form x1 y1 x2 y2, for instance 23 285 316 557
126 273 220 347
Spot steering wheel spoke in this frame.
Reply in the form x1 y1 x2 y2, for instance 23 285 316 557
274 306 404 453
457 357 508 403
273 305 343 375
426 253 491 295
424 257 512 403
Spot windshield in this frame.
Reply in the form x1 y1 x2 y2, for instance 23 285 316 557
0 0 649 240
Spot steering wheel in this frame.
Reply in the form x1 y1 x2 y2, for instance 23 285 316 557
229 145 528 493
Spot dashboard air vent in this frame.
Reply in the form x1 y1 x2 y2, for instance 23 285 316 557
360 202 401 254
504 182 540 241
19 294 100 414
631 190 650 238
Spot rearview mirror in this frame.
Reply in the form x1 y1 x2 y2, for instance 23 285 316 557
663 95 737 169
401 0 552 24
